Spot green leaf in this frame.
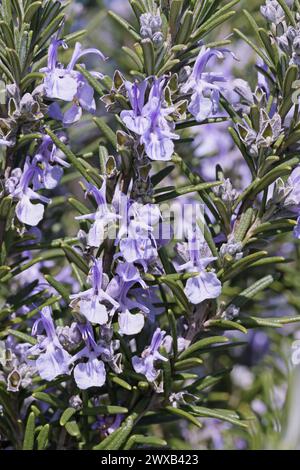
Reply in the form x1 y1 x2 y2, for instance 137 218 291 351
206 319 248 334
258 28 279 67
24 2 42 23
37 424 50 450
141 38 155 75
154 181 221 203
109 375 132 391
93 117 117 149
233 28 273 70
151 165 175 187
45 129 94 184
185 368 232 393
32 392 64 409
61 244 89 275
283 65 298 98
251 219 296 236
191 10 236 42
174 357 203 370
6 48 21 83
219 251 269 282
65 420 81 438
186 405 248 428
76 64 105 97
230 275 275 309
165 406 202 429
176 10 193 44
179 336 229 360
23 412 35 450
44 274 70 301
242 9 264 47
12 295 61 323
122 46 143 70
170 0 184 37
249 256 287 268
238 316 282 328
81 405 128 416
6 329 37 346
234 208 254 242
160 277 191 315
124 434 167 450
93 412 137 450
189 341 246 355
130 1 145 19
68 197 90 216
36 12 65 49
60 407 77 426
108 10 141 41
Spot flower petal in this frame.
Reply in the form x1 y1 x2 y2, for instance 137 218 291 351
16 195 44 226
73 357 106 389
118 310 145 335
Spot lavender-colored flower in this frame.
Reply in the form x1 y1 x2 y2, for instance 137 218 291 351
93 413 123 437
73 357 106 390
177 226 222 305
8 157 51 226
56 322 82 352
41 39 106 125
132 328 167 382
121 78 179 161
220 237 243 261
76 181 120 247
260 0 285 25
140 12 163 46
28 307 71 381
70 258 118 325
70 323 106 389
117 202 161 269
107 262 146 335
181 46 228 122
33 134 70 190
130 286 165 323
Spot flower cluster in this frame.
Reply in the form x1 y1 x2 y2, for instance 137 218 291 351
2 0 300 452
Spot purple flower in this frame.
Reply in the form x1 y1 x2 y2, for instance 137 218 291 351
70 323 106 389
9 157 51 226
93 413 123 437
76 181 120 247
70 258 118 325
41 39 106 126
73 357 106 390
131 286 165 323
132 328 167 382
260 0 285 24
181 46 227 122
177 226 222 304
121 78 179 161
117 202 161 269
107 262 146 335
28 307 71 381
33 134 70 190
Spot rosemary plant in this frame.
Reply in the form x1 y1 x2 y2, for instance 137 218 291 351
0 0 300 451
